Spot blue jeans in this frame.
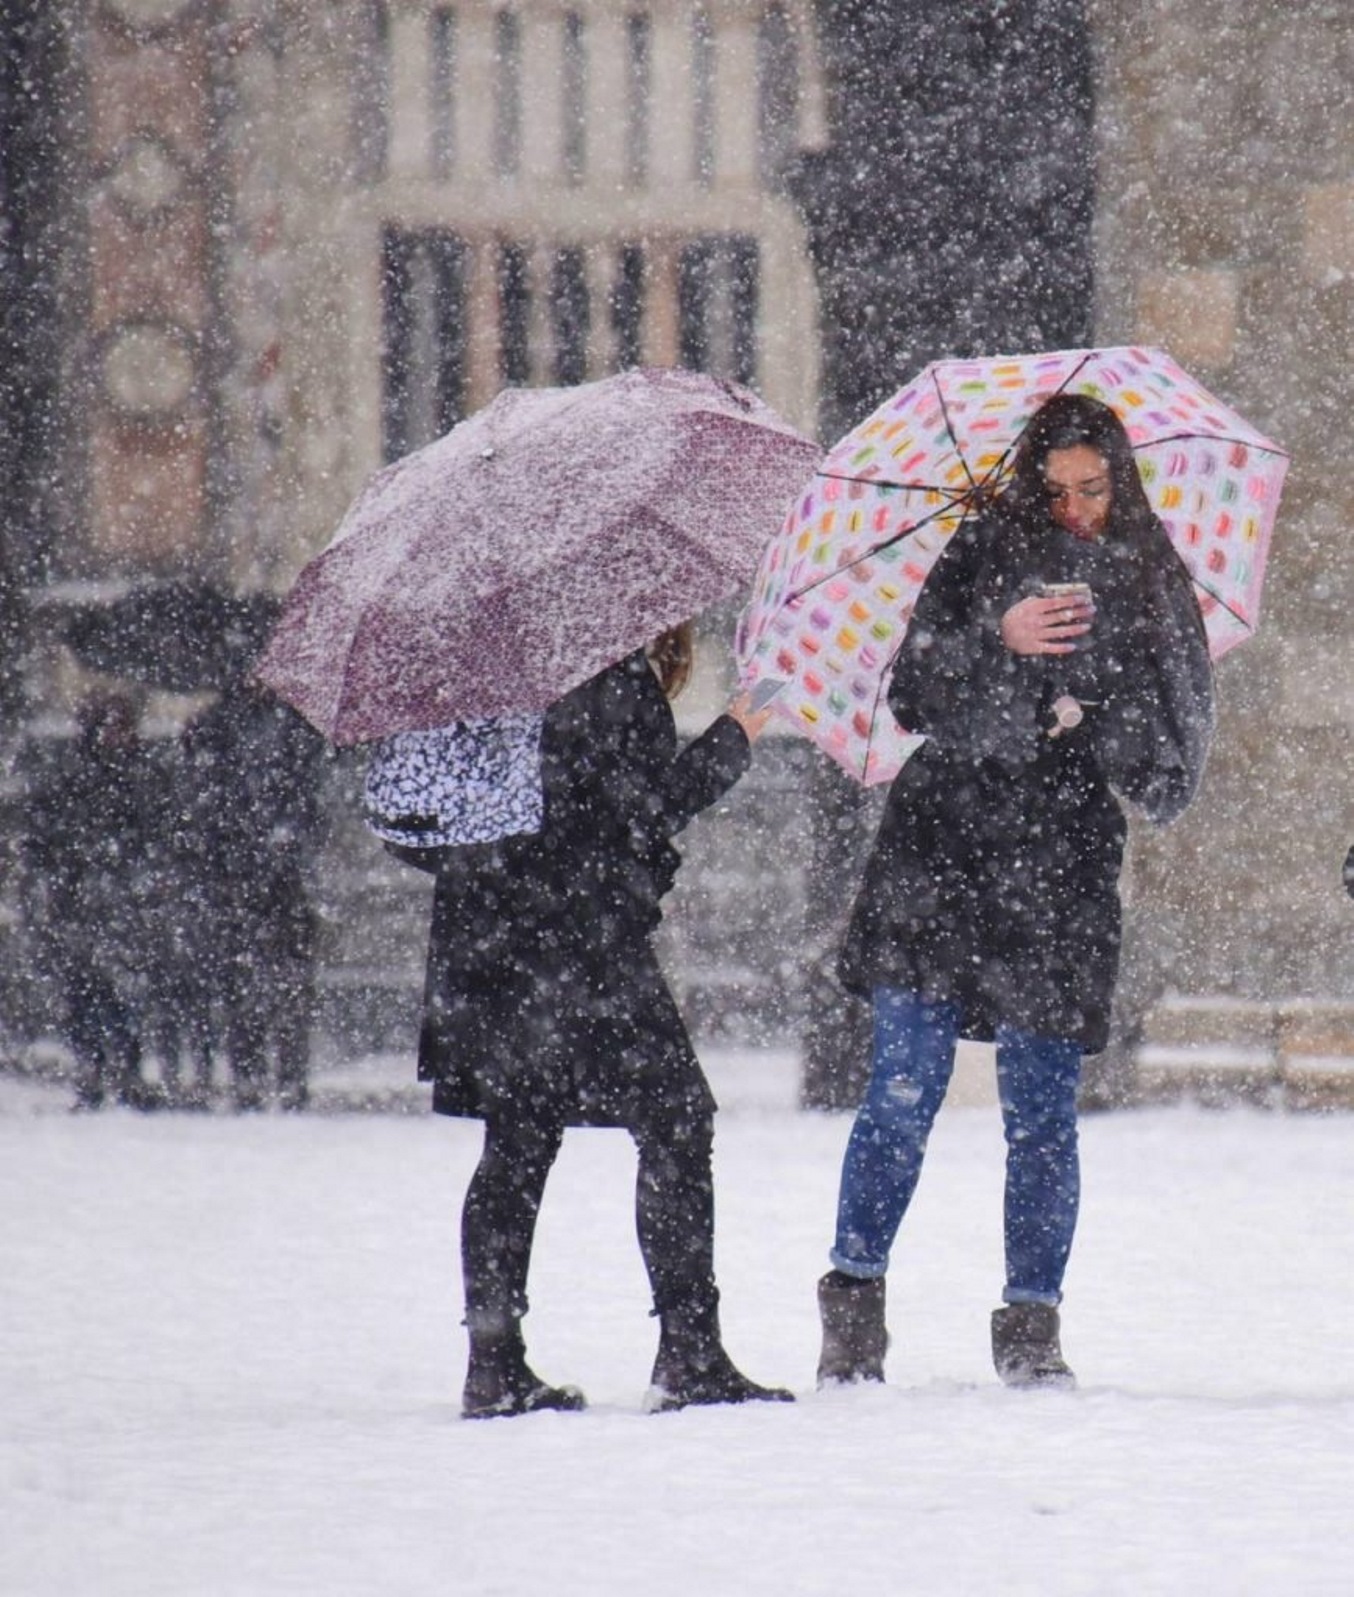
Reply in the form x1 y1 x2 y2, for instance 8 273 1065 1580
830 988 1082 1306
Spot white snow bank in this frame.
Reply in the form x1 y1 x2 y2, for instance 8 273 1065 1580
3 1058 1352 1597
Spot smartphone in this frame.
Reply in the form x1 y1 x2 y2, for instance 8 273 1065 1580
749 677 789 712
1040 581 1094 605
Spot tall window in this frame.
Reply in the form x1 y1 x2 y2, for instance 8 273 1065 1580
430 7 457 178
678 236 758 386
351 0 391 184
691 8 716 187
493 10 523 178
550 248 589 385
561 12 587 185
757 4 799 192
624 12 651 188
498 242 532 385
610 244 646 369
381 229 467 462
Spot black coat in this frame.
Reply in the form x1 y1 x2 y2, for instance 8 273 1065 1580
415 652 751 1126
839 507 1214 1052
23 733 159 997
176 688 328 965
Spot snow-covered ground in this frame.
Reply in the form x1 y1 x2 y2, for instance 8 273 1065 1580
4 1048 1352 1597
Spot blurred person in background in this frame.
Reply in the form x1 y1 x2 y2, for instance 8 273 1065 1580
176 676 329 1111
22 689 163 1111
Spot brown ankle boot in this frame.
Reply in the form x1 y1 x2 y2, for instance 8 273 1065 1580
990 1303 1076 1390
816 1271 888 1386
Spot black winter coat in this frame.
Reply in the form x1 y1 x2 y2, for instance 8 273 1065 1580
176 688 328 964
415 652 751 1126
23 735 158 996
839 507 1214 1052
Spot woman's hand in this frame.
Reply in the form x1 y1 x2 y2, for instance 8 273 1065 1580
727 691 776 742
1000 593 1094 656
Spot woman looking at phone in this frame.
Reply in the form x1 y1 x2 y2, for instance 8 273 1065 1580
816 393 1216 1391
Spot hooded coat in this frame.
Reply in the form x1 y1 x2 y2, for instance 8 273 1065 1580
839 505 1214 1053
414 652 751 1126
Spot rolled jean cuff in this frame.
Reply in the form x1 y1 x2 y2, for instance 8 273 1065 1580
1002 1286 1063 1307
828 1251 888 1280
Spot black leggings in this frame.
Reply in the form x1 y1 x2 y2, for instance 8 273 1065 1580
461 1104 717 1322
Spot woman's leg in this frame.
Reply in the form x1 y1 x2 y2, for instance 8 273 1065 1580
994 1025 1082 1306
461 1110 565 1322
631 1104 792 1409
631 1105 716 1319
459 1108 584 1418
829 989 961 1277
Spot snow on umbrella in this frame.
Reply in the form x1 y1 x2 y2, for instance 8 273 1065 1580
257 367 822 745
736 345 1289 785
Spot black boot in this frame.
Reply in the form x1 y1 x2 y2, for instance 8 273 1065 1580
461 1311 586 1420
991 1303 1076 1390
816 1270 889 1386
646 1294 794 1413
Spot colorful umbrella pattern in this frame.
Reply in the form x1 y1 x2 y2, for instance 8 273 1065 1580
736 346 1289 785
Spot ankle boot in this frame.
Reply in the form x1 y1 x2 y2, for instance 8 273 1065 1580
817 1270 889 1386
646 1295 794 1413
461 1311 586 1420
991 1303 1076 1390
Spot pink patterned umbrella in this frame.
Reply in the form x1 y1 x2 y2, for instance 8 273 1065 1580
736 346 1289 785
257 368 821 744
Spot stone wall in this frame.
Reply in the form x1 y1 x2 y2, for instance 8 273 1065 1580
1091 0 1354 1008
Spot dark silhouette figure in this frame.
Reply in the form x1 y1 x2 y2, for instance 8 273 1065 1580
176 681 328 1110
22 691 163 1110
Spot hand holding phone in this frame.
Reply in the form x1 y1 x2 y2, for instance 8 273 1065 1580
748 677 788 713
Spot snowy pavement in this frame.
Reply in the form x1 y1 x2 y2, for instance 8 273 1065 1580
3 1052 1352 1596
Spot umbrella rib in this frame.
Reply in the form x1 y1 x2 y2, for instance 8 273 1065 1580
959 350 1102 495
1188 570 1252 631
930 369 984 501
1130 428 1291 459
815 469 970 497
861 635 909 780
784 492 978 608
924 349 1099 506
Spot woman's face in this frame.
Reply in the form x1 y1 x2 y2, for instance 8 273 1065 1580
1042 444 1112 540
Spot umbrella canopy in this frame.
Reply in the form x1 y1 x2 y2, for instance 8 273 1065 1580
60 582 281 693
257 367 822 745
736 346 1289 785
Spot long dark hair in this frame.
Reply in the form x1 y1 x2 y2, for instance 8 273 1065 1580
646 621 694 701
999 393 1156 543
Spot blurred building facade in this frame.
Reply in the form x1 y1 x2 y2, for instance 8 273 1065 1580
1090 1 1354 1088
2 0 1351 1090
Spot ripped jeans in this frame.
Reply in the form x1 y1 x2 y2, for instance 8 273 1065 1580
830 988 1082 1305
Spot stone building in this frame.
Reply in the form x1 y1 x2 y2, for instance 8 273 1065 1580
27 0 823 591
1 0 1351 1094
1090 0 1353 1095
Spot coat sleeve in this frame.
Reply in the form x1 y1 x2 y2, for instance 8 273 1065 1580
638 713 752 836
887 516 1049 768
1082 521 1215 826
523 658 750 920
545 657 750 845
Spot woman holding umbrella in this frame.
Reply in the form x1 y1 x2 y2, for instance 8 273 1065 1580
817 394 1215 1390
405 624 794 1419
